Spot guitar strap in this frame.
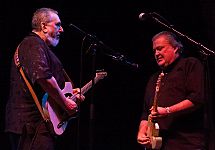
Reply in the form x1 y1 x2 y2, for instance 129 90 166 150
14 45 49 121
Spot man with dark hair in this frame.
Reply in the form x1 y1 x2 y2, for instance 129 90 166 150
137 31 206 150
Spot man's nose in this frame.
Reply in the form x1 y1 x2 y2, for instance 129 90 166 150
59 26 64 32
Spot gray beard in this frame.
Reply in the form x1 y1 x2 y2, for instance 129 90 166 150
47 36 59 47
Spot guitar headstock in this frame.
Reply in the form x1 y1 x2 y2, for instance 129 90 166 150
96 71 107 79
156 72 164 92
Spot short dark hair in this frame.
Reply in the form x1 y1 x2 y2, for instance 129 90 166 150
32 8 58 31
152 31 184 53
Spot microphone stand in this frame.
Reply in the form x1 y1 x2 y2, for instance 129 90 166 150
88 43 97 150
68 23 138 150
69 24 139 70
147 12 215 56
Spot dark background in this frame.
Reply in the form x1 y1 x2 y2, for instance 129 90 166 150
1 0 215 150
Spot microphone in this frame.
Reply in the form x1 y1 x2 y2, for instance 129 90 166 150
69 23 94 38
139 12 172 27
110 54 139 69
69 23 85 34
68 23 139 69
69 23 104 44
138 12 153 21
124 60 139 69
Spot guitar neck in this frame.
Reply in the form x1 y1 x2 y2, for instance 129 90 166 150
153 72 164 112
81 76 101 94
153 94 158 112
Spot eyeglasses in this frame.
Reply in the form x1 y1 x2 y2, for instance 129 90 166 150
46 22 62 30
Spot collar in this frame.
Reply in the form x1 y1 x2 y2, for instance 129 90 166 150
162 56 182 73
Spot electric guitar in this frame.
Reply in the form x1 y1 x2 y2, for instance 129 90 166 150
147 72 164 149
42 71 107 135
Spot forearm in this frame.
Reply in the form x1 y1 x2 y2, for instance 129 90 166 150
37 77 69 110
166 99 195 115
139 120 148 133
137 120 150 145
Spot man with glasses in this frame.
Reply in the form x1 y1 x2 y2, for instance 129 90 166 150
5 8 84 150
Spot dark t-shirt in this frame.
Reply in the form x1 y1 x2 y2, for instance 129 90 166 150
141 57 206 149
5 32 66 134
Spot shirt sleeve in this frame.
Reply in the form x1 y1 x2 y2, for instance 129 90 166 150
185 57 205 104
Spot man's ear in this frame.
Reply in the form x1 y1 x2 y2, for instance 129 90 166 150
41 22 48 33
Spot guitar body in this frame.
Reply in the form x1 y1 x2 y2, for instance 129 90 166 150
43 82 74 135
42 72 107 135
147 116 162 149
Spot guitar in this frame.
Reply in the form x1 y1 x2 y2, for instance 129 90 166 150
147 72 164 149
42 71 107 135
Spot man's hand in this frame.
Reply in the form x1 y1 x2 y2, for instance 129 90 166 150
149 106 169 121
73 88 85 102
137 120 152 148
64 97 78 115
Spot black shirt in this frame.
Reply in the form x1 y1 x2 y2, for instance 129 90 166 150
141 57 206 150
5 32 66 134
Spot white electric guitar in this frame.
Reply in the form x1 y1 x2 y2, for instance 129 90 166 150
146 72 164 149
42 71 107 135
